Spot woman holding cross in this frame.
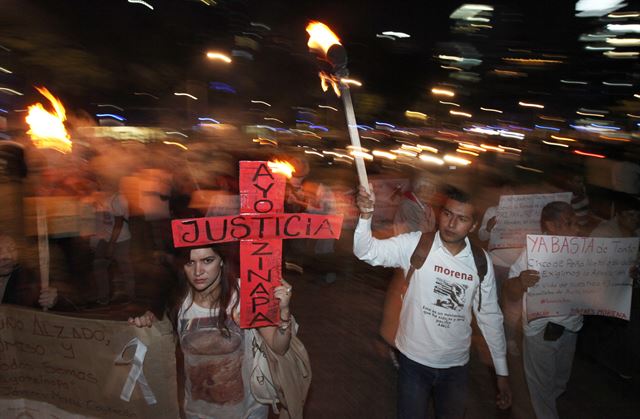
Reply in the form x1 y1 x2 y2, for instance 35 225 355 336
129 244 293 419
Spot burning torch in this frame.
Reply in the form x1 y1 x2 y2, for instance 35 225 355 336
25 86 72 302
306 21 370 194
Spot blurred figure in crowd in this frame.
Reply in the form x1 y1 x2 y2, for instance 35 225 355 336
393 171 437 235
477 181 518 292
552 167 600 235
186 151 238 218
478 180 535 418
0 138 27 241
592 193 640 238
285 155 337 283
583 193 640 380
0 234 58 309
136 163 174 260
611 150 640 196
505 201 581 419
89 178 135 304
204 156 239 218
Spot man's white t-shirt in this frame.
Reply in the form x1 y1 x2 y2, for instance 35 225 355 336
354 218 508 375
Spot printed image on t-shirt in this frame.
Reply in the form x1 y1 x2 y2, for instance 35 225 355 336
433 278 468 311
179 314 245 412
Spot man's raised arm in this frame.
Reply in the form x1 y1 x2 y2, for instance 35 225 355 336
353 185 416 268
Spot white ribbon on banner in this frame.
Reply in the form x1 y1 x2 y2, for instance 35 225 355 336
115 337 157 405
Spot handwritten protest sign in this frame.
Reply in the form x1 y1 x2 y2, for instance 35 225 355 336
489 192 572 250
172 161 343 328
0 305 178 418
525 235 639 321
24 197 95 238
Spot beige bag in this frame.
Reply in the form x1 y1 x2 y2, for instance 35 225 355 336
250 324 312 419
379 269 408 347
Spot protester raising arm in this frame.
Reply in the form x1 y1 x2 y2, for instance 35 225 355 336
478 206 498 242
256 281 293 356
353 185 420 269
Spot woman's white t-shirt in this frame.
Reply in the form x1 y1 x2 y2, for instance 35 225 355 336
178 295 266 419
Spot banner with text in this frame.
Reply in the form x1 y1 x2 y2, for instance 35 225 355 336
171 161 343 328
171 213 343 247
489 192 572 250
525 235 639 321
0 305 178 418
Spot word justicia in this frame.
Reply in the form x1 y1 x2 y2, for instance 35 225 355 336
174 214 340 246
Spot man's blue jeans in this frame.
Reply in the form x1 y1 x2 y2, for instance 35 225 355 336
397 353 469 419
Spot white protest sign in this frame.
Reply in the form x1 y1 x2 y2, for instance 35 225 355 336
489 192 572 250
525 235 639 321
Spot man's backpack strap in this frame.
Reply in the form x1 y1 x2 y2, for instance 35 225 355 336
406 232 436 284
470 243 488 312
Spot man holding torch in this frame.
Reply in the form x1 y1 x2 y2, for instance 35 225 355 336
355 185 511 418
307 22 510 416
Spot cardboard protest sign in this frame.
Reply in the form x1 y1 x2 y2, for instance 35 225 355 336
24 197 95 238
489 192 572 250
0 305 178 418
525 235 639 321
172 161 343 328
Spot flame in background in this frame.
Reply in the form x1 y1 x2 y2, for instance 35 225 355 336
306 21 341 55
26 87 72 154
268 160 296 178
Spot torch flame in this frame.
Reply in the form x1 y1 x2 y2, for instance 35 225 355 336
268 160 296 178
306 21 341 56
26 87 72 154
319 71 341 97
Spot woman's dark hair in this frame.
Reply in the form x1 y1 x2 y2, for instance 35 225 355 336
167 244 240 336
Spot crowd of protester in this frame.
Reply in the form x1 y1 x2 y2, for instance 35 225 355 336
0 131 639 418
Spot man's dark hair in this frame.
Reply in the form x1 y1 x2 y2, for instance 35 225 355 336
445 186 477 219
540 201 572 232
445 186 471 204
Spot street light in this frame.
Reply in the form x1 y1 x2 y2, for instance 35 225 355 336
206 51 232 63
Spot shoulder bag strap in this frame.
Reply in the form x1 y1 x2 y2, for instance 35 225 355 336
406 232 436 285
470 244 488 311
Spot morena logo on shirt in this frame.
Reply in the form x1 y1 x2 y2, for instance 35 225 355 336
434 265 474 281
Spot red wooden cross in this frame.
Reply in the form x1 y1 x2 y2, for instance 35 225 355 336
172 161 343 328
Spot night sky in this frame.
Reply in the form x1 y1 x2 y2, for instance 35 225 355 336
1 0 638 128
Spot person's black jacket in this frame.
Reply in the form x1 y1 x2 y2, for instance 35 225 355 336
2 265 41 307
